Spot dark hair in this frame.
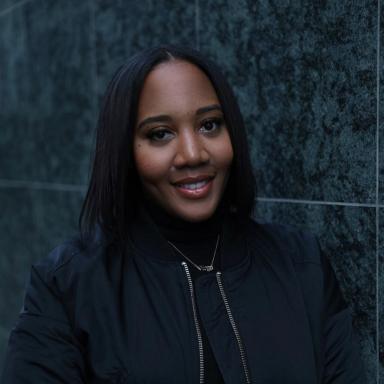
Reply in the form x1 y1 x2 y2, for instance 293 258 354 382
79 44 256 245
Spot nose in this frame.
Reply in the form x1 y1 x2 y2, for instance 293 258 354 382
173 130 209 168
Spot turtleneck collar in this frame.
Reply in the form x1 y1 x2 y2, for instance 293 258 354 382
139 193 228 243
128 191 247 270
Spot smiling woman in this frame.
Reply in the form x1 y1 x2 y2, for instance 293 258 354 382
1 45 366 383
133 60 234 222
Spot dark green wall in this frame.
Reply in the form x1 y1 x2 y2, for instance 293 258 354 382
0 0 382 382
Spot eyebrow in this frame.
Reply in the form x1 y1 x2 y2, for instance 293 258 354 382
136 104 222 131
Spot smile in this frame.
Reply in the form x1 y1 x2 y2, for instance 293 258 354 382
173 178 214 199
176 179 210 190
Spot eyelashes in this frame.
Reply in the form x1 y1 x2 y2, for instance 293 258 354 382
146 117 224 143
200 117 223 133
147 130 172 141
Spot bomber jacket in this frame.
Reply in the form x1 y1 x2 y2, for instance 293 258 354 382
1 204 366 383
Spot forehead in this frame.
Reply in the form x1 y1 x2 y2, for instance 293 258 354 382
137 60 220 118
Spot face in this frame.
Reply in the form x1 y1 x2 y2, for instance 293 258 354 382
133 60 233 222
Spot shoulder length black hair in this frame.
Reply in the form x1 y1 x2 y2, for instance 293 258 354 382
79 44 256 245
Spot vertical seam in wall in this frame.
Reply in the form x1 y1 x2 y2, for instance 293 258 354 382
89 0 98 117
376 0 380 383
195 0 200 50
89 0 98 109
88 0 98 182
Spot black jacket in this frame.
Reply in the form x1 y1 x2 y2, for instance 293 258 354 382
1 205 366 383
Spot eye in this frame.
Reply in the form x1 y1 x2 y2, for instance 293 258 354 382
200 118 223 134
147 129 174 142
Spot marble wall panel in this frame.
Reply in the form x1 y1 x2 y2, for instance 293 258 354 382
94 0 196 103
0 0 95 185
200 0 376 204
378 1 383 381
0 187 85 373
380 209 383 384
255 200 376 383
0 0 19 14
0 0 30 14
380 0 384 204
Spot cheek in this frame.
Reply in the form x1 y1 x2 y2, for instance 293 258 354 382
133 144 171 183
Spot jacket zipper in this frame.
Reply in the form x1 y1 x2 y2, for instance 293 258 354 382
181 262 204 384
216 271 251 384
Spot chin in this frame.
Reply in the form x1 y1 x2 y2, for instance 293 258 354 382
182 213 213 223
173 203 218 223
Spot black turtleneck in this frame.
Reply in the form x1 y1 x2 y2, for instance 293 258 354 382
139 194 226 384
140 193 228 273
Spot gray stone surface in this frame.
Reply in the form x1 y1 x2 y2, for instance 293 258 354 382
0 0 22 14
200 0 377 204
380 208 383 384
0 0 96 185
94 0 196 104
380 0 384 207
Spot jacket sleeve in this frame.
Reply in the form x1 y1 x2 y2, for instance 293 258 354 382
1 262 87 383
320 248 367 384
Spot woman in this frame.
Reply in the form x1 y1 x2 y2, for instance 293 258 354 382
2 45 366 383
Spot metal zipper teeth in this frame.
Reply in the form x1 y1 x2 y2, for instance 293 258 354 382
181 262 204 384
216 271 251 384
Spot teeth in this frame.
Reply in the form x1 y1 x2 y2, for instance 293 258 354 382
178 179 209 190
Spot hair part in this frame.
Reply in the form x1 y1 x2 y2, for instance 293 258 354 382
79 44 256 246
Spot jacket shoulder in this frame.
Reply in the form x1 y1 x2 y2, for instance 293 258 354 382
32 228 110 287
245 217 322 265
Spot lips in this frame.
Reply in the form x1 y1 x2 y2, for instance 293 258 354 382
172 175 214 199
172 175 214 186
